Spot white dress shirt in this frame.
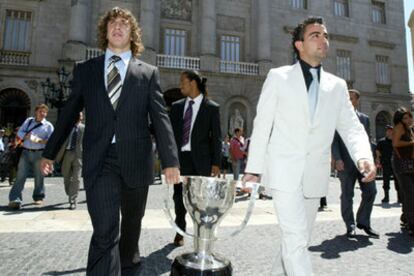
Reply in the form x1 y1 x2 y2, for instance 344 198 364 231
104 49 131 143
181 94 203 151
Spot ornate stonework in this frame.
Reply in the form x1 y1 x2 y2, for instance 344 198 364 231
161 0 192 21
25 80 38 90
217 15 245 32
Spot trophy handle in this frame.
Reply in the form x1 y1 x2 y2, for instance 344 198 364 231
162 178 194 239
216 182 260 241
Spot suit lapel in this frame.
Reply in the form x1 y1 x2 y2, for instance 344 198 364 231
177 100 185 146
289 63 310 126
93 55 114 111
311 68 330 127
192 97 207 139
115 57 142 112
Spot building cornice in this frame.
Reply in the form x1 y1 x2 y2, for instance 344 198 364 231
362 92 412 102
283 26 358 44
368 40 396 49
329 34 359 44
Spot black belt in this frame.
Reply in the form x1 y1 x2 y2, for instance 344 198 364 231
23 148 43 152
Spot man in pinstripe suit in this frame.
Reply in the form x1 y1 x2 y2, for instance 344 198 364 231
40 7 180 276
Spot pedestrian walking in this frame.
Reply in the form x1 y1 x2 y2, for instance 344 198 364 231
40 7 180 275
8 104 54 209
243 17 376 275
391 107 414 237
55 112 84 210
332 89 379 239
230 128 245 181
169 70 222 246
376 125 400 203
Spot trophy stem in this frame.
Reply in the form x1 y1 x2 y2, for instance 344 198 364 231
193 223 217 256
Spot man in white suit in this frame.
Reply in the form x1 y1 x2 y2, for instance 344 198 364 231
243 17 376 275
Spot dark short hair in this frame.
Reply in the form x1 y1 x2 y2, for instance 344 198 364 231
292 17 324 60
234 128 241 134
348 89 360 99
181 70 208 94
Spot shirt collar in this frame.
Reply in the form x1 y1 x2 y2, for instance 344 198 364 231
299 59 321 75
186 93 203 105
105 49 132 66
34 117 45 124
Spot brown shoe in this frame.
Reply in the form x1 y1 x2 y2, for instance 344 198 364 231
33 200 43 206
173 234 184 247
8 201 21 210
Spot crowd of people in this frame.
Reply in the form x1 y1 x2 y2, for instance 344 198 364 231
0 7 413 276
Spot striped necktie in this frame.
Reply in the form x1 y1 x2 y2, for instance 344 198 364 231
182 100 194 146
107 55 122 109
308 68 319 120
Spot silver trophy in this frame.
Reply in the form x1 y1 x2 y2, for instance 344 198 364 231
163 176 259 275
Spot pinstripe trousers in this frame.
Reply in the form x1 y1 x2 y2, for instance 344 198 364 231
85 144 149 276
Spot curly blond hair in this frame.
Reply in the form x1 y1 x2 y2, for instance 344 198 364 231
97 7 144 57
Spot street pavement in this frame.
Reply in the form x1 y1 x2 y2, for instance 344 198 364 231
0 176 413 276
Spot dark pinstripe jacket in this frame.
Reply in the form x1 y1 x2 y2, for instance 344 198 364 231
170 97 222 176
43 55 179 189
332 111 371 169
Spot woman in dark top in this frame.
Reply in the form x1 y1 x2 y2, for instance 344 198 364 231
392 107 414 237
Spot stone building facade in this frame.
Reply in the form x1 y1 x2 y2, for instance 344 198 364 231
0 0 411 141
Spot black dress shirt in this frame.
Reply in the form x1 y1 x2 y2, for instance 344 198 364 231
299 59 321 91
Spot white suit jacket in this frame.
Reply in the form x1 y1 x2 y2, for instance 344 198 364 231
245 62 373 197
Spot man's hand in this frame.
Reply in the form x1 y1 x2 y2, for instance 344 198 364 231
163 167 181 184
211 165 220 177
335 160 345 171
357 159 376 183
40 158 54 176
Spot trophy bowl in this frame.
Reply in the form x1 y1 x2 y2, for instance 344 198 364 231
163 176 259 276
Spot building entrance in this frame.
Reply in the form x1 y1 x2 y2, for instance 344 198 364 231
0 88 30 129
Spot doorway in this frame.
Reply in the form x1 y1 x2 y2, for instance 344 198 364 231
0 88 31 129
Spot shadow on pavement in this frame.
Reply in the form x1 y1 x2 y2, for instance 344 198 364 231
0 202 69 214
385 231 414 254
374 202 402 209
234 195 251 203
42 267 86 275
140 243 176 275
309 234 373 259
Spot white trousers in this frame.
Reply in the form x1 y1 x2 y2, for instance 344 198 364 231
270 187 319 276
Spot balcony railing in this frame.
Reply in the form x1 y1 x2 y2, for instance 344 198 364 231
85 47 104 60
219 61 259 75
156 54 200 70
0 50 30 65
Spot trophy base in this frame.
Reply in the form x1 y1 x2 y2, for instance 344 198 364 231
171 253 232 276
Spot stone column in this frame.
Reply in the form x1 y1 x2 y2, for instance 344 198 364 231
61 0 90 63
140 0 159 65
200 0 218 72
255 0 272 75
408 10 414 71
